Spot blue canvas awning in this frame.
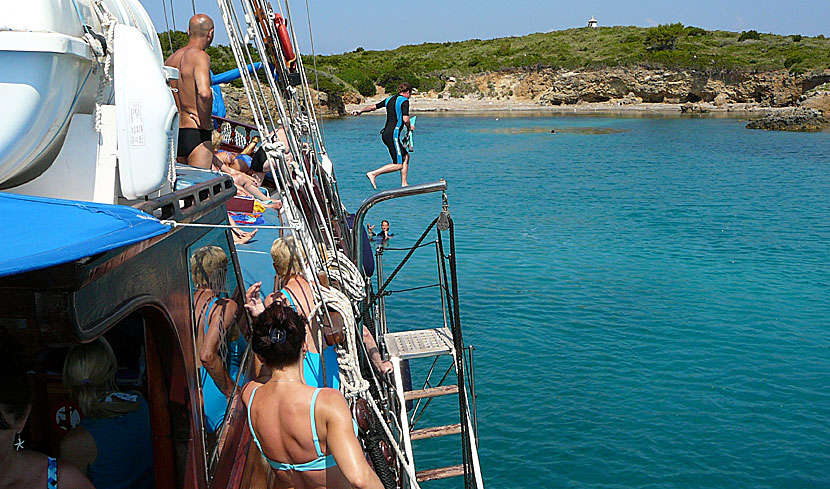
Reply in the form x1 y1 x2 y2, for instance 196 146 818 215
0 192 171 277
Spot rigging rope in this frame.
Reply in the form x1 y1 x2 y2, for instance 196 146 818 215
160 0 174 53
168 0 177 31
304 0 325 146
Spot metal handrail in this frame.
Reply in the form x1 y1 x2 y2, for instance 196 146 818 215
350 180 447 274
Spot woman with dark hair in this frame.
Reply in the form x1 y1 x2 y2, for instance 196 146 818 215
60 337 155 489
0 332 93 489
242 304 383 489
246 237 392 390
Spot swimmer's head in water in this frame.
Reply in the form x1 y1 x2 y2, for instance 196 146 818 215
252 304 307 368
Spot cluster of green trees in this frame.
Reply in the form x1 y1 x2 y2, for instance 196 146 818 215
158 30 256 87
158 24 830 97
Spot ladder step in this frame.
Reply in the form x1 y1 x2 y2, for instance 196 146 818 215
416 464 465 482
384 328 453 360
411 423 461 440
404 384 459 401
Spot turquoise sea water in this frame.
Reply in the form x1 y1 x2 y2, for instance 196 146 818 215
324 114 830 489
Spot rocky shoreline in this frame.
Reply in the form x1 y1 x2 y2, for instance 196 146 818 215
746 107 827 131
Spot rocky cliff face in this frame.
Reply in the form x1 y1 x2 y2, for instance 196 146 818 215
219 69 830 123
463 68 830 107
220 84 345 125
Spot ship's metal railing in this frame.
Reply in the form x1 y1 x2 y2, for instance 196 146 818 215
355 185 484 488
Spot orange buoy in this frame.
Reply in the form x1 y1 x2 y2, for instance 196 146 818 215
273 13 296 69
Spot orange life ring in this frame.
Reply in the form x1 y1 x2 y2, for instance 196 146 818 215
273 13 296 69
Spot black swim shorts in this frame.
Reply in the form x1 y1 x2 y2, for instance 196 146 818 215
250 146 267 173
177 128 212 158
381 129 407 165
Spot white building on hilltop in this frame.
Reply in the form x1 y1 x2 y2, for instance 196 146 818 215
588 16 598 28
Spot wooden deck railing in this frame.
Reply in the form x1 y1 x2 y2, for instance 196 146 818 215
212 115 259 153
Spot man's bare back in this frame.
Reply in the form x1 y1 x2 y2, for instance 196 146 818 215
164 14 216 169
166 46 212 131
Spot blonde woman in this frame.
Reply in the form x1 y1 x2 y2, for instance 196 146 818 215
246 237 392 389
60 337 154 489
245 236 338 389
190 245 242 433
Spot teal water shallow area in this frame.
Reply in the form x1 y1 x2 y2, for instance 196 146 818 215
324 114 830 489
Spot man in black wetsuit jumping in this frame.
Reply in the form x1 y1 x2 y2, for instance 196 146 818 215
353 82 414 189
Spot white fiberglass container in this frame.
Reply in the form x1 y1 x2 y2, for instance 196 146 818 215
0 0 163 188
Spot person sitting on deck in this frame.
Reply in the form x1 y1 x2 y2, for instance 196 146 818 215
242 304 384 489
0 332 94 489
247 126 296 186
245 237 392 389
211 132 281 210
60 338 155 489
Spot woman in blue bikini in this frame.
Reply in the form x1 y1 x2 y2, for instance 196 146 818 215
242 303 383 489
190 245 242 433
245 237 392 389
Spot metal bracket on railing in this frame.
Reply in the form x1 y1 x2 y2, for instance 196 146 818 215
437 192 451 231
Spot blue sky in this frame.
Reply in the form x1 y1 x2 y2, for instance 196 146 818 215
141 0 830 55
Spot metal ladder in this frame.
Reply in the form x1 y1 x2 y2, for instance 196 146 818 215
350 182 482 488
384 327 484 488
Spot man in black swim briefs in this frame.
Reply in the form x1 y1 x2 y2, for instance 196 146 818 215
165 14 217 169
352 82 414 189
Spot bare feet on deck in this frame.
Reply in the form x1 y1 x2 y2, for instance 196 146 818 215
366 172 377 190
232 228 258 244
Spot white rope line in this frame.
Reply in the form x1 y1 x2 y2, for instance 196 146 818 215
88 0 117 133
160 221 296 230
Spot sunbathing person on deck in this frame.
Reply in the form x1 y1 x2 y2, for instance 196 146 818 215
211 132 281 210
242 303 383 489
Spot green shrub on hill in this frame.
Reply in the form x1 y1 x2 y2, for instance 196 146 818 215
645 23 685 51
738 30 761 41
684 26 707 37
353 76 376 96
447 81 478 98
